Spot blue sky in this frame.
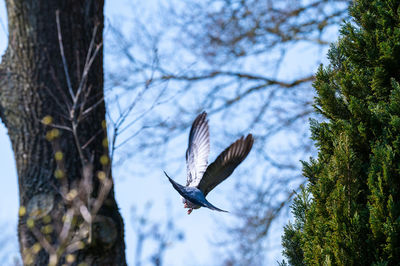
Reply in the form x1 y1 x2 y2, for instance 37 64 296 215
0 0 340 265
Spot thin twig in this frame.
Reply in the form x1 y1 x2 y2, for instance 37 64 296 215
56 10 75 100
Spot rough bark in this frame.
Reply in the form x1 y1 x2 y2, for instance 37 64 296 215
0 0 126 265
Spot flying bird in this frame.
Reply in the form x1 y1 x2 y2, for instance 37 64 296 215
164 111 254 214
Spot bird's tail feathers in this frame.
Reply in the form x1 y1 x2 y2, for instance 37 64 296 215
203 199 229 213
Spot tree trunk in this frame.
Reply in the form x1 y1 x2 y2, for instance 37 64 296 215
0 0 126 265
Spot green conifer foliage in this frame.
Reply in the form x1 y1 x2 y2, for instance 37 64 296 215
281 186 310 266
282 0 400 265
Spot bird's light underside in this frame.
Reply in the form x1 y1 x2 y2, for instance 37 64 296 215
164 111 254 215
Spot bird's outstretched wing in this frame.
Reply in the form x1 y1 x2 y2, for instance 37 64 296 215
197 134 254 196
186 112 210 187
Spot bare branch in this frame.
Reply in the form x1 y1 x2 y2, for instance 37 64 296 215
56 10 74 100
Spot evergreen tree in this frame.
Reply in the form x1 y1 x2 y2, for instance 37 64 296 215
280 185 310 266
282 0 400 265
